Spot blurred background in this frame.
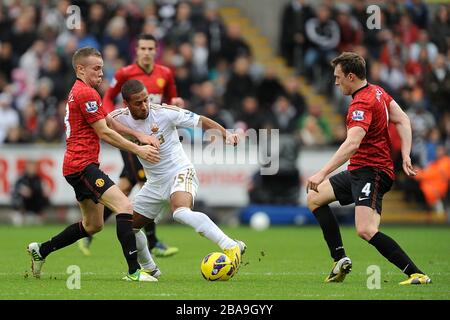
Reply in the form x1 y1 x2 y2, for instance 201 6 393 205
0 0 449 227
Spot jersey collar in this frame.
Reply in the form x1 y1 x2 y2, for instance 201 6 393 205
136 62 154 75
351 82 369 99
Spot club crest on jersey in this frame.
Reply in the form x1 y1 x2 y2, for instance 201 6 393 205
352 110 365 121
85 101 98 113
151 123 159 133
156 78 166 88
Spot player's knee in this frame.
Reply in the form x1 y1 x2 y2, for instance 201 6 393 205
306 192 320 212
116 202 133 214
84 222 104 235
356 227 377 241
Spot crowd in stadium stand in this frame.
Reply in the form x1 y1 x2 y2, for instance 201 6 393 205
0 0 449 210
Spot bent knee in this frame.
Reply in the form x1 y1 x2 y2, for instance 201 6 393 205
115 202 133 214
84 223 103 235
306 192 322 212
356 228 378 241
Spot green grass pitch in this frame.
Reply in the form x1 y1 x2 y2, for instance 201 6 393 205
0 224 449 300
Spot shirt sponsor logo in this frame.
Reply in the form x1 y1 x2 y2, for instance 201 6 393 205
85 101 98 113
352 110 364 121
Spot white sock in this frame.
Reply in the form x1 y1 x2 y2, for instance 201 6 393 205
173 207 236 250
133 228 157 270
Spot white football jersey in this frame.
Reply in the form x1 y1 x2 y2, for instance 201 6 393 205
110 104 200 178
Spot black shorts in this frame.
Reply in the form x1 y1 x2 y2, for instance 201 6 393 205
119 150 146 186
329 167 393 214
64 163 115 203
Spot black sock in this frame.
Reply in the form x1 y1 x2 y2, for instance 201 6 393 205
313 205 346 261
40 221 89 258
103 206 114 221
144 222 157 249
116 213 140 274
368 231 423 276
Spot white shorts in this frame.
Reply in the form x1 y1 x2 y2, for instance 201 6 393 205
133 167 199 222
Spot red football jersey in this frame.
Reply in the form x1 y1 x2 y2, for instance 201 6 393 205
63 79 107 176
346 83 395 179
103 63 177 113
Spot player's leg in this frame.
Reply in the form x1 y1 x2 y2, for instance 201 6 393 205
28 199 102 278
354 169 431 285
169 168 246 275
307 173 352 282
99 185 142 275
103 175 134 222
80 166 135 255
132 211 160 278
78 172 134 256
28 164 106 277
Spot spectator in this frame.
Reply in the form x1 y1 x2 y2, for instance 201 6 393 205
407 91 436 167
191 32 209 82
283 76 307 117
279 0 313 69
304 5 340 93
405 0 429 29
256 67 285 111
424 54 450 115
409 30 438 63
103 16 130 62
268 95 299 134
428 5 450 54
0 42 14 82
297 103 332 146
425 128 442 165
235 95 267 132
414 145 450 213
11 160 49 225
200 1 227 68
0 93 19 143
221 23 251 64
224 56 255 116
166 1 193 47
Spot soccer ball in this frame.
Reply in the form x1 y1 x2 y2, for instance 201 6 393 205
250 211 270 231
200 252 234 281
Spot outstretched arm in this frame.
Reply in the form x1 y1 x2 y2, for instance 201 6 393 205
197 115 239 145
388 100 416 177
307 126 366 193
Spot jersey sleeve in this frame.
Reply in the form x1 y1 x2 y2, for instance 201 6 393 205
347 101 372 132
103 68 125 113
164 105 200 128
109 108 128 125
78 89 106 124
381 87 393 108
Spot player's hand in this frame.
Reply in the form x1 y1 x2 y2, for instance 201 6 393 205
225 133 240 146
306 171 326 194
137 145 160 164
171 97 185 108
402 156 417 177
136 133 160 149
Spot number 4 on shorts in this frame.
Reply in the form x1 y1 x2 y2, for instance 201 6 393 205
361 183 371 196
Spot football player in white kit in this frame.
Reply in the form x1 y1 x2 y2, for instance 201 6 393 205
111 79 246 278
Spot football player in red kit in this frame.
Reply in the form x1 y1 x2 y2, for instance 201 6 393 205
306 52 431 285
27 47 161 281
